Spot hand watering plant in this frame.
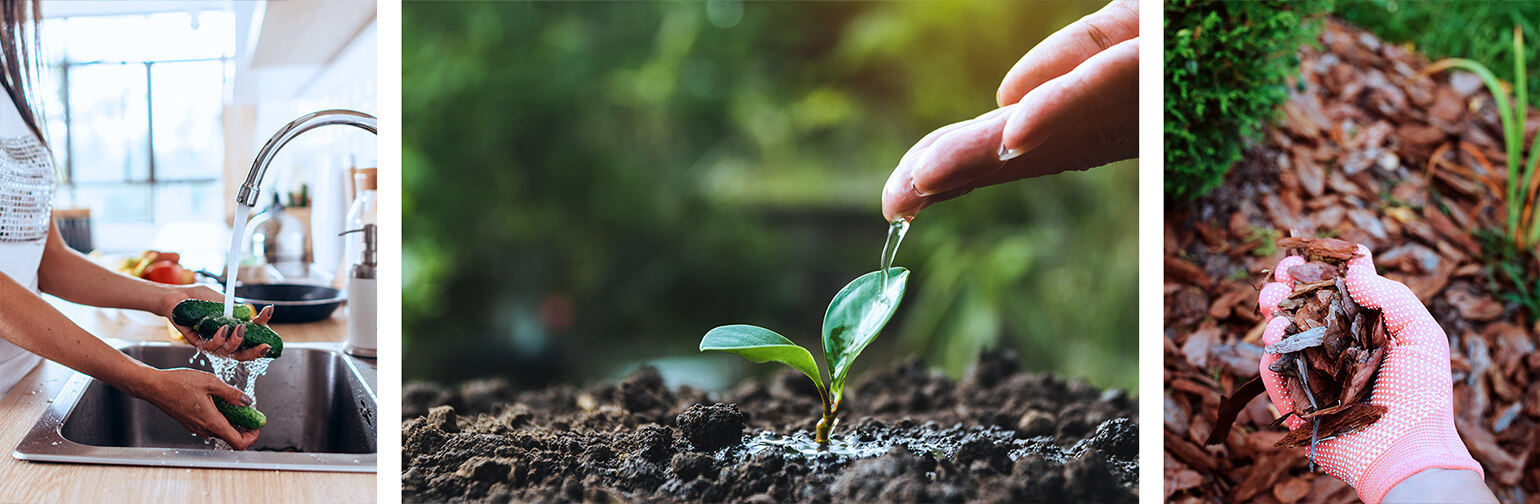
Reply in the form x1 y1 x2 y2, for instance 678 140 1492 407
699 268 909 446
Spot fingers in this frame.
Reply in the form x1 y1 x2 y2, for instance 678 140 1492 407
233 344 271 362
196 325 229 352
996 0 1139 107
229 429 261 451
1342 244 1441 343
999 36 1138 162
1258 284 1293 333
219 325 246 355
204 416 246 449
253 305 274 325
882 105 1018 220
1258 316 1305 431
205 375 253 407
908 107 1016 197
881 106 1135 221
1272 256 1305 285
195 376 255 449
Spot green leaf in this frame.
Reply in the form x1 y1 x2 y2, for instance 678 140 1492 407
700 325 825 393
822 268 909 405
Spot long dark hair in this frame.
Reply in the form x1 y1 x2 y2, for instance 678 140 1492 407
0 0 44 144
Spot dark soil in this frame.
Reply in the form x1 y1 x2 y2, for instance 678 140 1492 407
402 350 1138 503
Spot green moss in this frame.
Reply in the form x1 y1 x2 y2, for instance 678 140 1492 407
1165 0 1331 199
1245 227 1283 257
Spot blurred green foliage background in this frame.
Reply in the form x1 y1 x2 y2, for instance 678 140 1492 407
402 0 1138 394
1337 0 1540 100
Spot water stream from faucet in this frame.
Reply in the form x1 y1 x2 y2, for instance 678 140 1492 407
223 204 252 317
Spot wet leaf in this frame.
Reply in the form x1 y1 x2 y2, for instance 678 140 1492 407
823 268 909 404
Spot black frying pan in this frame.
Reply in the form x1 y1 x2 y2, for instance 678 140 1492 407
234 284 347 324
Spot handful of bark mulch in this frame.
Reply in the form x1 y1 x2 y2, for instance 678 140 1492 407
1207 237 1389 460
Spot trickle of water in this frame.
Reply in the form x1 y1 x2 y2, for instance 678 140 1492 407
240 357 274 404
205 352 239 384
223 204 253 317
880 218 910 282
197 348 272 407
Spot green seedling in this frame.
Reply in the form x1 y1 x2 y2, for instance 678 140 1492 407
699 268 909 446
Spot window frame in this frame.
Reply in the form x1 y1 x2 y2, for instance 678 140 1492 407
45 12 233 224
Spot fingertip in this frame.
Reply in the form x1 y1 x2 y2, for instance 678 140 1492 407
997 102 1032 161
1346 244 1378 275
1257 282 1291 319
1273 256 1305 284
1260 316 1291 346
1355 244 1374 261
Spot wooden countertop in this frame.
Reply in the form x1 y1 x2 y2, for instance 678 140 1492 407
0 297 377 503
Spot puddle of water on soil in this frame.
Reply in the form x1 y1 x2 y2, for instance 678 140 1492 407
742 429 948 463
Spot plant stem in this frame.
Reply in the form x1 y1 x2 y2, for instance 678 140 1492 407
814 393 838 447
814 413 835 446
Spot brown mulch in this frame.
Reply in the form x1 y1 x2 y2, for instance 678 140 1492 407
1165 19 1540 504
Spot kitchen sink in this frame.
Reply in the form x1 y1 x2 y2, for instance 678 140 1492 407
13 341 376 472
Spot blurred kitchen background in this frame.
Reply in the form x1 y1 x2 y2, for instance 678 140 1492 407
403 1 1137 393
39 0 375 289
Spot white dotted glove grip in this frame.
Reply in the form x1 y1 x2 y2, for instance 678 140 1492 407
1257 245 1482 504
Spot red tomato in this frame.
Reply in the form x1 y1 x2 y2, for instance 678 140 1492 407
141 260 187 285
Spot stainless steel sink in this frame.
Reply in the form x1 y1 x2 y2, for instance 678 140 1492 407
13 341 376 472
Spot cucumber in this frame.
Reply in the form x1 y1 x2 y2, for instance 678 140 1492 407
171 299 254 328
193 316 284 358
211 396 267 430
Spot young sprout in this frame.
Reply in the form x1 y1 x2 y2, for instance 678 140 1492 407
699 267 910 446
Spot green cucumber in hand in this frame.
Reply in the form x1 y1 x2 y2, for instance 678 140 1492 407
193 316 284 358
171 299 254 327
211 396 267 430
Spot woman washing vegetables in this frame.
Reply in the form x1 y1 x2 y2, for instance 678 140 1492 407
0 0 270 450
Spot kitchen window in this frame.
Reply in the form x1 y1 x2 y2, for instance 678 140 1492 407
38 10 234 228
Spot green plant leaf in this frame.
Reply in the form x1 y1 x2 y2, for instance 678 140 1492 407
700 324 825 394
822 268 909 405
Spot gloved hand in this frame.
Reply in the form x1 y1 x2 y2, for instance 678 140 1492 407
1256 244 1483 504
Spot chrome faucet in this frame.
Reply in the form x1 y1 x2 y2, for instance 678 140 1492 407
235 109 378 208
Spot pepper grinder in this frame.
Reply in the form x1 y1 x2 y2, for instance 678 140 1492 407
339 224 377 358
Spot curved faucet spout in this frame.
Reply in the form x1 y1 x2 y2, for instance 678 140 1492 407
236 109 378 208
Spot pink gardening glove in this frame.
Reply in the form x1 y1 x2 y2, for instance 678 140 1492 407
1257 245 1482 504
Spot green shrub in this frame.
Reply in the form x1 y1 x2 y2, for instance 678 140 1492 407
1165 0 1331 199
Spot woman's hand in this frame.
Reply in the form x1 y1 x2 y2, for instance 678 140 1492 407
158 284 275 361
1256 245 1491 504
125 367 261 450
882 0 1138 221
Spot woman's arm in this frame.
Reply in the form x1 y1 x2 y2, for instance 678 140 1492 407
35 222 274 360
36 221 179 314
0 270 260 449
